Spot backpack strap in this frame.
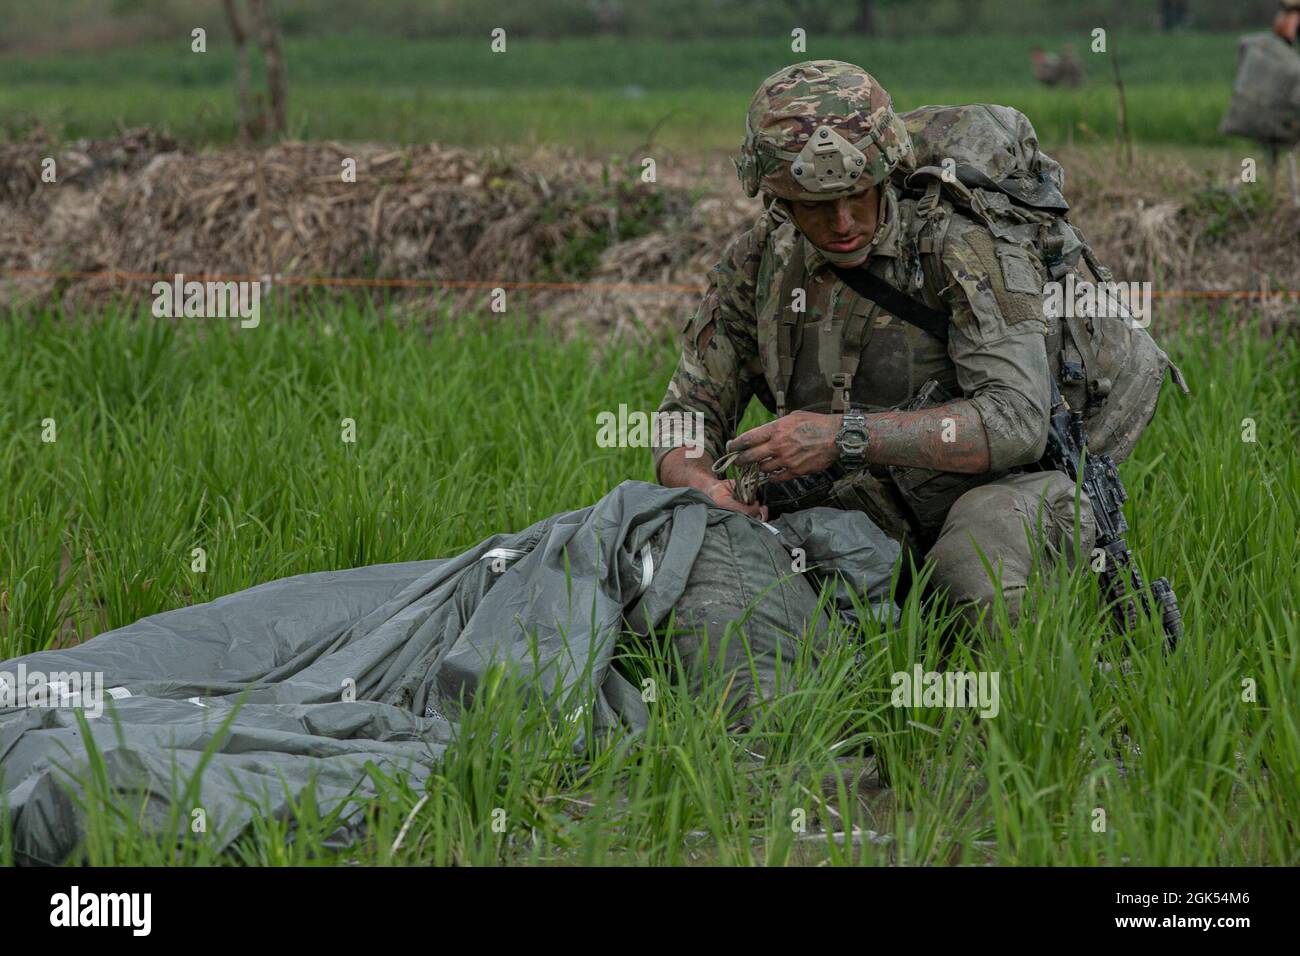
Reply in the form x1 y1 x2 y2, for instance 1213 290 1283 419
827 295 879 412
773 239 808 416
1061 308 1108 413
829 264 951 344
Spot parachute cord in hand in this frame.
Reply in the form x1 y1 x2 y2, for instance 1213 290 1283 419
711 450 766 505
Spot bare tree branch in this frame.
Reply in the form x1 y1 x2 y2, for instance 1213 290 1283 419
221 0 252 142
248 0 287 137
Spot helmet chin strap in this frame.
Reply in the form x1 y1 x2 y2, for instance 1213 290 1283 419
776 186 891 269
816 243 872 268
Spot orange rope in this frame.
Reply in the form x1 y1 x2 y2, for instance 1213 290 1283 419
0 269 706 295
3 268 1298 301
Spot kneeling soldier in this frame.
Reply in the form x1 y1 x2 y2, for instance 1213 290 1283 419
653 60 1098 626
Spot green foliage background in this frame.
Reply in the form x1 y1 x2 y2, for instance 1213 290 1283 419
0 0 1286 50
0 32 1268 151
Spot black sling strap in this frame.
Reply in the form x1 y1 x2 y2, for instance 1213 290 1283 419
829 264 951 344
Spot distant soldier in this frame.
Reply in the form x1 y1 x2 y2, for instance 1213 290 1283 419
1031 45 1085 88
1220 2 1300 149
1030 47 1061 85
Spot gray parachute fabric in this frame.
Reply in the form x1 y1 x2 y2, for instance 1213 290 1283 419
662 505 900 717
1220 33 1300 146
0 480 899 863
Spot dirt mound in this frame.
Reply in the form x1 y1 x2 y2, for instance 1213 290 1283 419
1057 146 1300 329
0 129 729 332
1 131 1296 335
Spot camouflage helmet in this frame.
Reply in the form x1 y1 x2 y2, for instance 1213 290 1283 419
736 60 913 202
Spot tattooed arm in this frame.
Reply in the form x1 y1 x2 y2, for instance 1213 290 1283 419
727 221 1051 478
723 401 991 478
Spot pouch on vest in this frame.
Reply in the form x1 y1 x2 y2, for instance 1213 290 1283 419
886 380 1005 537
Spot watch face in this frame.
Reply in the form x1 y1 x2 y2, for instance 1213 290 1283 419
839 430 867 457
838 411 868 461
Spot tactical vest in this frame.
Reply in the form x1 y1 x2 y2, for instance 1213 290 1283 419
754 198 957 420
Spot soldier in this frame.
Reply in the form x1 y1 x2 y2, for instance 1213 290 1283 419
1030 47 1062 86
652 60 1098 628
1031 46 1085 88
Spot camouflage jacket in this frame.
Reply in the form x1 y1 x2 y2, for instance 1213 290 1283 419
653 183 1052 489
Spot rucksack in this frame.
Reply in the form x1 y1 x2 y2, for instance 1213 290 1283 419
890 103 1187 463
1219 32 1300 147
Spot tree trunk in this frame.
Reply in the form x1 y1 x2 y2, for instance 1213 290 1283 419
221 0 251 142
248 0 287 137
854 0 877 35
1158 0 1190 31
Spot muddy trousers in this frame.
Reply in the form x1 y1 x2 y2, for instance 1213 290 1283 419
923 470 1097 628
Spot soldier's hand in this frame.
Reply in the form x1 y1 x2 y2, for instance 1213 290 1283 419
703 478 769 520
726 411 842 479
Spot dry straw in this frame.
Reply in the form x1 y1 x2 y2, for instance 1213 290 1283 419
1 129 1297 336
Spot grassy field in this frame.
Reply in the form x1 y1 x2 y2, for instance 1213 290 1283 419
2 301 1296 865
0 33 1259 152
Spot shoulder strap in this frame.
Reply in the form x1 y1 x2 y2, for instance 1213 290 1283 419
827 294 878 413
772 239 807 416
829 264 951 344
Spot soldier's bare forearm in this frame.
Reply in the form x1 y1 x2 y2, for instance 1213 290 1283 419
658 444 768 518
657 445 718 491
727 404 992 478
862 400 990 473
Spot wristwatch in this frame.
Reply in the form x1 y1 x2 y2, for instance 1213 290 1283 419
836 408 869 468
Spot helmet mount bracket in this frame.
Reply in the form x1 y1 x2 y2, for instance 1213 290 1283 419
791 125 868 194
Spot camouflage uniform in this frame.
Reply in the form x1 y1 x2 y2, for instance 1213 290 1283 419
654 61 1096 625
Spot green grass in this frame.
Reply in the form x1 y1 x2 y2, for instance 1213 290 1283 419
1 299 1297 865
0 33 1261 151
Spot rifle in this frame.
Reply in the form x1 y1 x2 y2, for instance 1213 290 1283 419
1041 380 1183 649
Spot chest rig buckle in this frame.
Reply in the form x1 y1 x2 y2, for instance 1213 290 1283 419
828 371 853 413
